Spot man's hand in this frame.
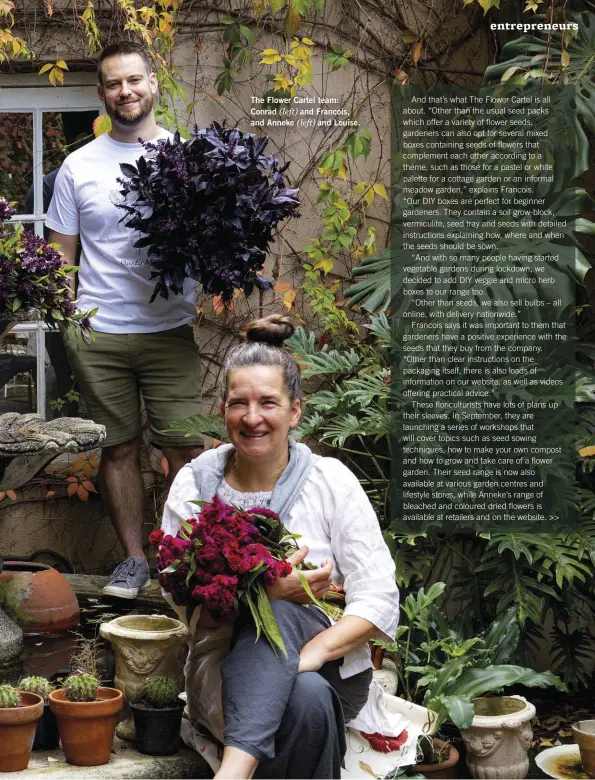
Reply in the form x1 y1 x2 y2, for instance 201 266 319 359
48 230 79 294
265 546 333 604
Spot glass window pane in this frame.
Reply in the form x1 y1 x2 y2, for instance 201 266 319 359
0 112 34 215
0 329 38 414
42 111 98 184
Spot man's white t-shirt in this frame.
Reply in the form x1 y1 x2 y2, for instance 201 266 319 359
46 130 196 334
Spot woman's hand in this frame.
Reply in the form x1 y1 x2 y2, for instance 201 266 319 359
265 546 333 604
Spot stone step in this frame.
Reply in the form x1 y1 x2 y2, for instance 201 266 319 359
18 736 212 778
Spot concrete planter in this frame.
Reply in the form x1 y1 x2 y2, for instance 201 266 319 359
460 696 536 779
572 720 595 778
100 614 190 741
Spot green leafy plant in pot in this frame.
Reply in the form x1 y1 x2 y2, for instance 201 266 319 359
49 673 123 766
375 583 566 773
0 683 44 772
129 676 185 756
19 677 58 751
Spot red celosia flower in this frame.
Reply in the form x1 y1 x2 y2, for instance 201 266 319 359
154 498 333 654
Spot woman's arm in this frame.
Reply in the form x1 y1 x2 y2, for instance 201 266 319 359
298 615 377 672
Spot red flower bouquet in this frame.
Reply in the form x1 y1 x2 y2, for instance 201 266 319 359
151 497 314 655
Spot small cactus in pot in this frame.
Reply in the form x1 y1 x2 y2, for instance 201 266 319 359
65 674 99 702
0 683 44 771
20 677 59 751
20 677 55 703
141 677 180 709
0 684 20 708
130 676 184 756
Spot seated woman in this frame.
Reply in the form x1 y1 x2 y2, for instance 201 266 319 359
162 314 399 780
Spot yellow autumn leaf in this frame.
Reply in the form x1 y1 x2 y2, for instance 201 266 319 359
56 59 68 69
560 50 570 67
39 62 53 74
337 160 348 181
282 288 296 309
373 182 387 199
93 114 112 137
300 37 314 45
284 6 301 38
364 188 375 207
358 761 377 777
48 66 64 87
411 41 423 64
314 257 333 274
353 181 367 195
260 53 282 65
578 446 595 458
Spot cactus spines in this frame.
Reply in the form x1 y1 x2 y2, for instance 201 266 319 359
0 685 20 708
20 677 55 702
65 674 99 702
141 677 180 708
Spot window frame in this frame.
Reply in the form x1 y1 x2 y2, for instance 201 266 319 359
1 86 102 415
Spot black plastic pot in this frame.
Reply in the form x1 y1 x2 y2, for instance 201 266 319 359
130 700 185 756
33 703 59 751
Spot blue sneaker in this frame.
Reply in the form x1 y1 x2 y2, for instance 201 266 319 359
102 557 150 599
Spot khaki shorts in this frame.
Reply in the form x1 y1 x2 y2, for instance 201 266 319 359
63 325 202 448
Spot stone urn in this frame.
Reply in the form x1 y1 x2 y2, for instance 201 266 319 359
461 696 536 779
100 614 190 740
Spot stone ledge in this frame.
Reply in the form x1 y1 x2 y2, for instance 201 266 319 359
64 574 168 610
15 737 212 779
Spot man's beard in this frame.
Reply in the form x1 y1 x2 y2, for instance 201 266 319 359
107 93 154 126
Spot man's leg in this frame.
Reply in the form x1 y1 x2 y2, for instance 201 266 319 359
61 329 149 599
99 438 151 598
98 439 145 559
135 325 204 488
161 444 203 491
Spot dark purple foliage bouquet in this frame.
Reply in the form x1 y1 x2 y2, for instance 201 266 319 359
0 199 94 340
116 122 300 303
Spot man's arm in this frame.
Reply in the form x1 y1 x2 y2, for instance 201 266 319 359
48 230 79 293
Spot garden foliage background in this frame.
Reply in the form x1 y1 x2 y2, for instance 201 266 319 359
1 0 595 694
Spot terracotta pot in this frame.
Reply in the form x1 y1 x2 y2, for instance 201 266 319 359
0 691 44 772
415 738 460 779
0 562 79 635
49 687 123 766
573 720 595 778
100 614 189 740
461 696 536 779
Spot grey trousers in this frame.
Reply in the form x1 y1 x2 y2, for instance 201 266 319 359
221 599 373 779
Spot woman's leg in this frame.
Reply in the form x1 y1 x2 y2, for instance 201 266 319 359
256 671 346 779
216 600 332 777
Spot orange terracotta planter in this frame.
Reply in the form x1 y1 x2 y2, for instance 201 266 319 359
0 691 44 772
49 687 123 766
0 562 79 634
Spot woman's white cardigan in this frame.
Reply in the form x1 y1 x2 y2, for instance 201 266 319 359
162 455 399 678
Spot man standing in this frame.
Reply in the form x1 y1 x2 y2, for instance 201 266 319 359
47 42 202 599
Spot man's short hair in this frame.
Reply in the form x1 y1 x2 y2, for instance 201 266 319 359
97 41 153 84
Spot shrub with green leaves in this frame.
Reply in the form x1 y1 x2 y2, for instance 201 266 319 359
375 584 566 730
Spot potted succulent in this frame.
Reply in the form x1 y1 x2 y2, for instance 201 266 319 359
414 734 459 779
19 676 58 751
49 673 123 766
375 583 566 778
0 683 44 772
129 676 185 756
